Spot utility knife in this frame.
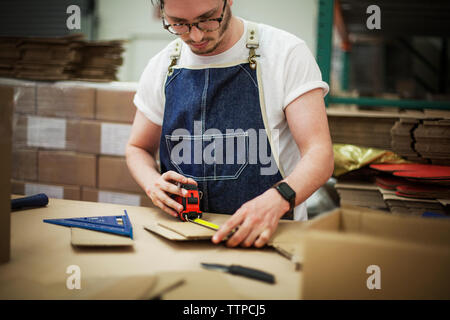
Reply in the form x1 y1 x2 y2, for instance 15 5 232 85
201 263 275 284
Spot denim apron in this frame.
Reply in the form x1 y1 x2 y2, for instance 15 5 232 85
159 23 292 219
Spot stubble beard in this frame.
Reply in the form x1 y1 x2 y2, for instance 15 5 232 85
187 5 232 55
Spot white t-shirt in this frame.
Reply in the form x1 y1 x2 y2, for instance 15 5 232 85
134 18 329 221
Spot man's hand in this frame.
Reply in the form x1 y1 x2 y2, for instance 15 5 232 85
211 188 290 248
146 170 197 218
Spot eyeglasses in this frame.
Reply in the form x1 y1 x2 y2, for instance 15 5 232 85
162 0 227 35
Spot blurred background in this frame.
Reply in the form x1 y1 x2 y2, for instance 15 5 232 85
0 0 320 82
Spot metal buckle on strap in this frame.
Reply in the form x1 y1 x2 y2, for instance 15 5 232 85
246 26 260 70
247 44 260 70
168 40 182 75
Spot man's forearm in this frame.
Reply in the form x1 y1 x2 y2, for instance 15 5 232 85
283 145 334 206
125 144 162 194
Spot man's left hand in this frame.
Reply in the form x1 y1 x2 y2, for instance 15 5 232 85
211 188 290 248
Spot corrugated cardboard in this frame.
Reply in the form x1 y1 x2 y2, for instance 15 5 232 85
0 86 13 263
13 83 36 114
158 271 246 300
100 122 131 156
0 78 36 114
268 220 308 270
12 115 130 155
81 187 154 208
13 115 75 151
144 212 231 241
11 180 81 200
301 204 450 299
98 156 141 193
37 83 95 119
96 88 136 123
11 114 28 149
67 119 101 154
11 149 38 181
38 151 96 187
144 222 192 241
71 228 134 247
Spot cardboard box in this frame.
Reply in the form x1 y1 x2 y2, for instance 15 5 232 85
96 88 136 123
81 187 154 208
301 204 450 299
13 115 79 151
11 149 38 181
38 151 96 187
0 78 36 114
67 119 101 154
98 156 141 193
12 115 129 156
0 86 13 263
11 180 81 200
37 82 95 119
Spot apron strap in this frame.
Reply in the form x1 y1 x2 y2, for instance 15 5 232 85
167 22 260 73
168 39 182 75
246 22 260 70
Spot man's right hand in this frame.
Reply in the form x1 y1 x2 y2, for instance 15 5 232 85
145 170 198 218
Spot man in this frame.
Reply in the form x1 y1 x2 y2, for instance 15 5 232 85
126 0 334 248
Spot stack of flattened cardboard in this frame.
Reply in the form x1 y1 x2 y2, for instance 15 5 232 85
0 35 124 82
75 41 124 81
2 78 155 209
327 108 400 150
371 163 450 216
0 37 20 78
390 110 450 165
14 34 83 81
390 118 425 162
334 166 388 211
414 119 450 165
335 182 387 209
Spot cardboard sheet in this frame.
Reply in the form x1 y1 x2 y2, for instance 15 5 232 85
268 220 308 269
0 274 183 300
145 212 230 241
157 271 247 300
71 228 134 247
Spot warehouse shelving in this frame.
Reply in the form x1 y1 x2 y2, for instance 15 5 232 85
316 0 450 110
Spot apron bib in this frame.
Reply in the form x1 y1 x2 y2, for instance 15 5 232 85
159 23 291 219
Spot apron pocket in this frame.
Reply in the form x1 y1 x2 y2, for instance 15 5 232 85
165 131 249 181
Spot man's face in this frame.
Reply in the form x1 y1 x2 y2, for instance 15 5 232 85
163 0 232 56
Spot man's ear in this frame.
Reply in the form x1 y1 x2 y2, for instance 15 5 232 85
228 0 233 7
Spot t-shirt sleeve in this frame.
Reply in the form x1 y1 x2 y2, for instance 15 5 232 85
282 42 329 110
133 50 169 126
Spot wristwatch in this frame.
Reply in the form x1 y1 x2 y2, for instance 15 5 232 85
272 181 296 219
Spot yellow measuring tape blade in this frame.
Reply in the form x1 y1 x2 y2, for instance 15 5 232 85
190 218 220 231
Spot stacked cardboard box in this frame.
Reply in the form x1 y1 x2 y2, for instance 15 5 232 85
0 35 124 82
0 38 20 77
3 77 156 209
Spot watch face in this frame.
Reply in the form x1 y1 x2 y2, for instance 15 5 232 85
278 183 295 200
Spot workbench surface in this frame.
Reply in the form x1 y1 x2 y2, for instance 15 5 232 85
0 197 301 299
